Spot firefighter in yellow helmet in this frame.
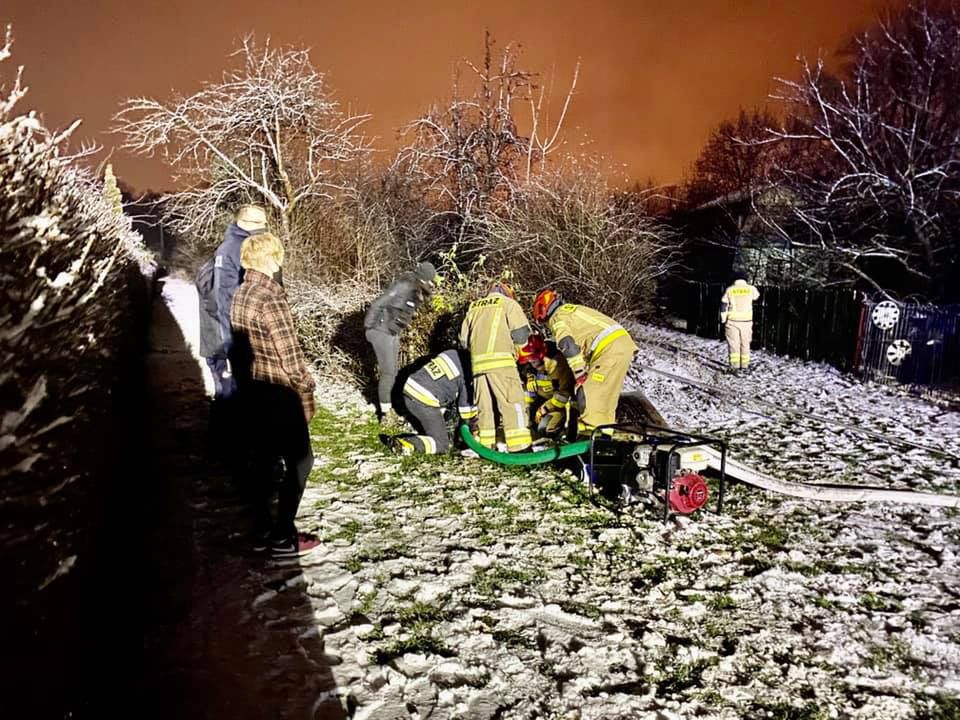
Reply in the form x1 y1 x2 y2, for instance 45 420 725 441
720 270 760 372
532 290 638 433
459 282 532 452
518 335 575 437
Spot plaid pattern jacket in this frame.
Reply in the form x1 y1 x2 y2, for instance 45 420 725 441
230 270 315 418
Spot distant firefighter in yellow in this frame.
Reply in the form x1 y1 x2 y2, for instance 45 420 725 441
532 290 637 434
459 283 532 452
720 270 760 372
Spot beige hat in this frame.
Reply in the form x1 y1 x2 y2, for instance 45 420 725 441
236 204 267 231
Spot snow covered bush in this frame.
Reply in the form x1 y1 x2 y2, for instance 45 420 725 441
0 26 152 616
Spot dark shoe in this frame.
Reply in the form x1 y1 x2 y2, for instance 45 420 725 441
380 433 414 455
270 535 299 558
252 529 271 552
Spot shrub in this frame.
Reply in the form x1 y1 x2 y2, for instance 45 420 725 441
481 169 678 320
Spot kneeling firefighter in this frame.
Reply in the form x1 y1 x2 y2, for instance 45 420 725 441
518 335 575 437
459 282 532 452
391 349 477 454
532 290 638 433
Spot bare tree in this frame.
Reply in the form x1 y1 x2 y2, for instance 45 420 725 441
114 36 371 246
767 0 960 298
393 32 578 256
684 108 782 208
483 166 678 319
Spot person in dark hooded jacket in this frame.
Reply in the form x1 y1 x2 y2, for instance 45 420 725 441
364 261 437 427
199 204 268 399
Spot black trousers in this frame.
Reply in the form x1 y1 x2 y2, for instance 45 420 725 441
243 381 313 539
404 395 451 453
365 328 399 410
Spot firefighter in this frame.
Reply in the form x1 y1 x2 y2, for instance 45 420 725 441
459 282 532 452
518 335 575 437
532 290 638 434
389 349 477 455
720 270 760 372
518 334 552 416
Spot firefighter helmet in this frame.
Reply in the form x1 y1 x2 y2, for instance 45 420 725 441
491 281 516 300
532 289 561 323
517 334 547 364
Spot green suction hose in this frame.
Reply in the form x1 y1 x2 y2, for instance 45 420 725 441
458 424 591 465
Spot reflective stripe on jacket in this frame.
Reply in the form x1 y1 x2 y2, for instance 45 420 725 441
458 294 531 374
546 304 638 374
403 349 477 418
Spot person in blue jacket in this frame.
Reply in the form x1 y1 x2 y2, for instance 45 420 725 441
199 205 268 399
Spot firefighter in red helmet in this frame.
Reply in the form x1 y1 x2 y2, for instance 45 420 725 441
517 333 575 437
532 289 637 433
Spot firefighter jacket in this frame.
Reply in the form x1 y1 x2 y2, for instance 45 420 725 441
525 353 575 408
365 272 427 336
403 350 477 419
720 279 760 323
545 304 638 377
459 293 531 375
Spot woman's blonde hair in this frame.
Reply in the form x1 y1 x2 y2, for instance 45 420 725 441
239 232 285 273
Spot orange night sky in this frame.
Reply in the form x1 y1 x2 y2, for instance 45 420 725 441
3 0 880 191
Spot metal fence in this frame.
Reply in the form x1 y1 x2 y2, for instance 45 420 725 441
661 280 862 371
661 280 960 391
855 299 960 390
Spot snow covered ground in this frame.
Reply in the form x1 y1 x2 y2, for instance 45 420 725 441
158 276 215 397
626 323 960 495
283 326 960 719
157 280 960 719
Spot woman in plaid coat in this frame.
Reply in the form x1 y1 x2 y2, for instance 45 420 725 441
230 232 315 557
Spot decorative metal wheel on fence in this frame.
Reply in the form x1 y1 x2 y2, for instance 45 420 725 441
662 280 960 392
856 299 960 390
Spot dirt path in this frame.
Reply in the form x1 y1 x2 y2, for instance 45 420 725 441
133 284 344 720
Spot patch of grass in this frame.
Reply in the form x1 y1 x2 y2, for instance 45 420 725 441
754 525 789 549
637 555 692 586
865 638 912 670
473 564 546 597
709 594 736 611
562 508 620 530
748 702 831 720
860 591 903 612
492 628 536 649
372 598 458 665
326 518 363 544
813 596 836 610
347 544 406 572
357 588 378 615
442 498 464 515
395 600 455 625
557 599 602 620
915 694 960 720
656 658 717 696
373 634 453 664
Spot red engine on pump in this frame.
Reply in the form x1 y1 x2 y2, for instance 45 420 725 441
668 473 709 514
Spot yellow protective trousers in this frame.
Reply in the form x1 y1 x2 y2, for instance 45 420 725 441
725 320 753 369
578 337 636 429
474 367 531 451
